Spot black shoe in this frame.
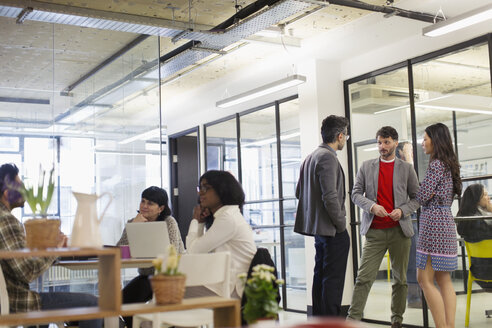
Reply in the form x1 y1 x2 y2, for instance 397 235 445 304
391 322 402 328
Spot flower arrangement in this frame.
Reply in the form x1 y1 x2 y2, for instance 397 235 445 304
240 264 284 324
152 244 181 275
20 166 55 217
150 244 186 305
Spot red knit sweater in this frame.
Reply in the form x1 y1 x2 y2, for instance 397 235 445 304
371 160 399 229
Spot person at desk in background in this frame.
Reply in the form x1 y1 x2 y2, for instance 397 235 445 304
117 186 185 328
0 163 102 328
187 170 256 299
396 141 423 309
456 183 492 291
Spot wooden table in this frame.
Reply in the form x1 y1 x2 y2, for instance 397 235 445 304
0 248 241 327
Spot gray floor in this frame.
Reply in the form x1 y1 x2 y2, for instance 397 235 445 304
280 281 491 328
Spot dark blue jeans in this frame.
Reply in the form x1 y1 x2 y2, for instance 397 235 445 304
406 220 422 304
312 230 350 316
39 292 102 328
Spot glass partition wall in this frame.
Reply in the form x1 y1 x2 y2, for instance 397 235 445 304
204 95 305 312
1 21 166 292
344 35 491 328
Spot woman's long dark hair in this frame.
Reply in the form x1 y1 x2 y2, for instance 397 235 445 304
199 170 245 211
457 184 484 217
425 123 462 196
199 170 245 230
141 186 171 221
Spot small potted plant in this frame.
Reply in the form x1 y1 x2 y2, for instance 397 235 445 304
150 244 186 305
240 264 284 325
20 166 61 249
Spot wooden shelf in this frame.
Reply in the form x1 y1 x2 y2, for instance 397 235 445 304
57 258 154 270
120 297 240 328
0 307 117 326
0 247 118 258
0 248 241 327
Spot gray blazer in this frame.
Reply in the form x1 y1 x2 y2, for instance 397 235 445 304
295 144 346 237
352 157 419 237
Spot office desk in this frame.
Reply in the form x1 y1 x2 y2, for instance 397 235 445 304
0 250 240 327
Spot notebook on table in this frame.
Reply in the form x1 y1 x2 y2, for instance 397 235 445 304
126 221 170 258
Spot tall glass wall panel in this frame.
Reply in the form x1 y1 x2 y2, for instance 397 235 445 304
204 117 239 177
347 66 421 326
240 106 279 201
204 96 304 312
279 98 302 199
345 35 492 328
412 42 491 303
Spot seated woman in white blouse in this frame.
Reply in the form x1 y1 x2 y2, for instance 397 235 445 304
187 170 256 299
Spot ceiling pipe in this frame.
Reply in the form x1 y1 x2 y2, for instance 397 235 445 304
304 0 443 23
62 35 150 96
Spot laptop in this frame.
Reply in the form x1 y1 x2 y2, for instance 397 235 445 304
125 221 170 258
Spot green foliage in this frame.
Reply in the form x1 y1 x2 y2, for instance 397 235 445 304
19 166 55 217
241 264 284 324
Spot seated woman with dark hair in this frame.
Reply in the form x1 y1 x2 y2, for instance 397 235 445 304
457 183 492 291
117 186 185 328
187 170 256 299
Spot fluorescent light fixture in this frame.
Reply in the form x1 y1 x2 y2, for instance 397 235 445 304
423 4 492 37
468 143 492 149
374 95 453 115
363 146 379 152
254 26 283 38
119 128 161 145
418 104 492 115
95 80 153 105
242 132 300 148
59 106 106 124
216 75 306 108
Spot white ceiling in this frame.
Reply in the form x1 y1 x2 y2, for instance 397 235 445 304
0 0 490 144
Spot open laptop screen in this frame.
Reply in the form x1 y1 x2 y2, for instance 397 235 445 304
126 221 170 258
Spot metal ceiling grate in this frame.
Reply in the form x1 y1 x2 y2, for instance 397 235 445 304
182 0 312 50
0 5 22 17
0 5 183 38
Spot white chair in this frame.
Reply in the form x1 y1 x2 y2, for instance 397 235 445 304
132 252 231 328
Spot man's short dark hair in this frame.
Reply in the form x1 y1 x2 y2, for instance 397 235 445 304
321 115 349 143
376 126 398 141
0 163 19 193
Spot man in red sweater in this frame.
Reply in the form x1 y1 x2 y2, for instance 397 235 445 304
347 127 420 328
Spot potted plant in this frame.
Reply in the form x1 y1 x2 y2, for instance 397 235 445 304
20 165 55 217
150 244 186 305
19 166 60 249
241 264 284 325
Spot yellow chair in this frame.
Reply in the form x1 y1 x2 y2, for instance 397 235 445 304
464 239 492 328
385 251 391 282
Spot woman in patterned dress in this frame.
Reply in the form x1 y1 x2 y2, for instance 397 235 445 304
416 123 462 328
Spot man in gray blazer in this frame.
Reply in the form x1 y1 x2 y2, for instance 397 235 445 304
295 115 350 316
347 127 419 328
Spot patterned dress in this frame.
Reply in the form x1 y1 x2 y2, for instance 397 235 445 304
416 159 458 271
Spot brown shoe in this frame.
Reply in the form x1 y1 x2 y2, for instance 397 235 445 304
391 323 402 328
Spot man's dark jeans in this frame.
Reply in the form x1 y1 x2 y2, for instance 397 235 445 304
312 230 350 316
